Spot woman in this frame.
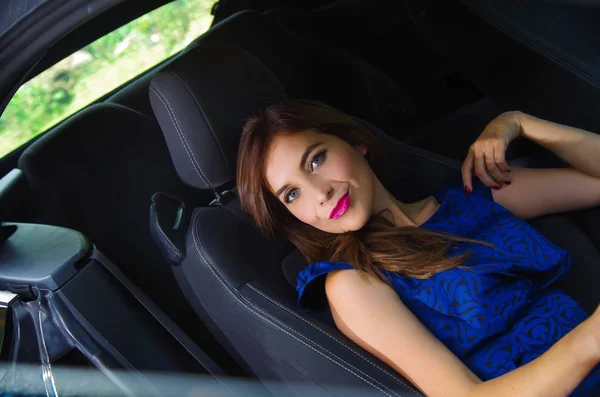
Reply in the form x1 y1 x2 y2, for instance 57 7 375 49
236 100 600 396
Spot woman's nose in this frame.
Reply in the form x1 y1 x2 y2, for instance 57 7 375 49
314 183 334 205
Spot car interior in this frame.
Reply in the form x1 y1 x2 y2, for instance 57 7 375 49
2 0 600 396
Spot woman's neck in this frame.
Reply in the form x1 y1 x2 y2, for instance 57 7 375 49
371 178 438 227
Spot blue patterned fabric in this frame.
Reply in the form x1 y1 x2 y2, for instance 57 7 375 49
296 181 600 395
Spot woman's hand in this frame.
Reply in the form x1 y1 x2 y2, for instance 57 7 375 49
462 111 523 192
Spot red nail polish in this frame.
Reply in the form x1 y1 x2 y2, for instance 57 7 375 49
492 186 501 190
464 186 472 194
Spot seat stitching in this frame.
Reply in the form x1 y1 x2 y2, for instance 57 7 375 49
191 209 414 397
563 220 600 255
149 84 210 186
150 84 209 185
191 229 396 397
566 222 592 244
168 72 231 171
247 284 418 393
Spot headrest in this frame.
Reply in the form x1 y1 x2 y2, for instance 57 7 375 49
149 42 287 190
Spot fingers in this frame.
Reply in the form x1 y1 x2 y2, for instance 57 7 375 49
493 142 511 174
461 150 474 193
474 149 500 188
463 141 513 191
485 143 512 185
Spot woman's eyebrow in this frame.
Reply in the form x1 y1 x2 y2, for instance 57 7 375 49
275 141 323 198
275 184 290 198
300 141 323 170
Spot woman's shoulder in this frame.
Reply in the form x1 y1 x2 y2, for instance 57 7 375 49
325 269 397 309
324 266 366 295
316 267 395 312
296 261 354 306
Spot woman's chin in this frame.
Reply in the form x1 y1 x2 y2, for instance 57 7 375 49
339 214 370 233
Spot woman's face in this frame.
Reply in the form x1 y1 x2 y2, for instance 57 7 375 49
265 130 375 234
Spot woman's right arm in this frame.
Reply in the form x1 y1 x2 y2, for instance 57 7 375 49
325 269 600 397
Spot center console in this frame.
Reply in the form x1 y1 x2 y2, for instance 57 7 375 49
0 222 226 396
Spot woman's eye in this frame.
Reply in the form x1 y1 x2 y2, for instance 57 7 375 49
285 188 299 203
310 150 326 171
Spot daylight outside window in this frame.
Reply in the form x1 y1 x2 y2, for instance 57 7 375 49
0 0 214 159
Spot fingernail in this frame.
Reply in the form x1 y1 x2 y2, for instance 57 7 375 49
505 181 511 185
492 186 501 190
464 186 472 194
506 169 512 172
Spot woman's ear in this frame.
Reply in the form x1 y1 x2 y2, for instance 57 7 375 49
355 143 368 156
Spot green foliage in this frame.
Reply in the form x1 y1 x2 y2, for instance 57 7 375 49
0 0 214 158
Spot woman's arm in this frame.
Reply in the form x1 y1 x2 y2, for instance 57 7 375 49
517 112 600 179
326 269 600 397
462 112 600 218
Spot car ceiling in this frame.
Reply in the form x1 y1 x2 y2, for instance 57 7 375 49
2 0 175 79
0 0 49 38
3 0 331 80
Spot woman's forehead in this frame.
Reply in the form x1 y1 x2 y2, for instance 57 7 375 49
270 130 320 152
265 131 326 190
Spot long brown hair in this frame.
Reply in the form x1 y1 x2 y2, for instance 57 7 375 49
237 100 475 281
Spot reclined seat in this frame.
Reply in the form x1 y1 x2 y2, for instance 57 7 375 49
149 39 600 395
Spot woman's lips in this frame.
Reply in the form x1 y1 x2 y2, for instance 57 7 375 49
330 191 350 220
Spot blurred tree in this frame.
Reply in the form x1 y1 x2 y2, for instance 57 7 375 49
0 0 214 157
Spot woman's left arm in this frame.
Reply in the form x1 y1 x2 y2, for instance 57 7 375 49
462 111 600 219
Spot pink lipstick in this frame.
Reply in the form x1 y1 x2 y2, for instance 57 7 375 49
330 191 350 220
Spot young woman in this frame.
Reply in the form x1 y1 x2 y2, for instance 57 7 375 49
236 100 600 396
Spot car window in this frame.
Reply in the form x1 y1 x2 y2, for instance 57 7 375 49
0 0 214 159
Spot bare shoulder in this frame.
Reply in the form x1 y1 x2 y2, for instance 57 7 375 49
325 268 393 301
324 268 404 324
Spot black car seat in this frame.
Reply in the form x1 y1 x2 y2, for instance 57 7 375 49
149 39 600 395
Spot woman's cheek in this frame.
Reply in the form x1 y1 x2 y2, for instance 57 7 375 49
326 151 354 180
292 206 318 226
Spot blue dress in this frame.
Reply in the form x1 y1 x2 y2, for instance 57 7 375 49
296 181 600 396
